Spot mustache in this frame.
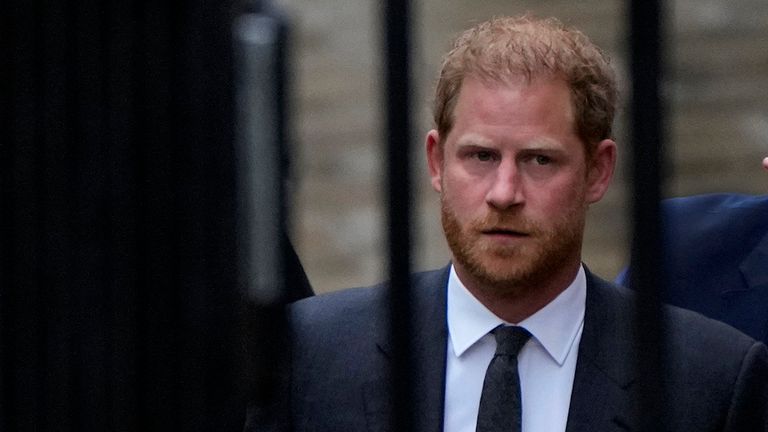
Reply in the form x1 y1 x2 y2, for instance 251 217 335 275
470 211 542 234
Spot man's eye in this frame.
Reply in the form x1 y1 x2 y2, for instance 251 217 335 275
534 155 551 165
475 151 494 162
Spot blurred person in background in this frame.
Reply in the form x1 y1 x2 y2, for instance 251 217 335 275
617 157 768 344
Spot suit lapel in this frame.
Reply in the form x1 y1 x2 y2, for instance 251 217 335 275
364 267 450 432
566 272 637 432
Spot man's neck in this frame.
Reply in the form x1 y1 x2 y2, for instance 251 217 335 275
454 261 582 323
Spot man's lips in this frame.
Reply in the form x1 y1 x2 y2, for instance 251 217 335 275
480 228 529 237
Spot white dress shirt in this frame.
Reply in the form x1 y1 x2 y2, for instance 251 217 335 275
443 265 586 432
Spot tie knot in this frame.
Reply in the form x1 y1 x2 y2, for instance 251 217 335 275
492 326 531 357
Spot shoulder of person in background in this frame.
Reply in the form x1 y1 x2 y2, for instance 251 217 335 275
617 156 768 285
615 157 768 343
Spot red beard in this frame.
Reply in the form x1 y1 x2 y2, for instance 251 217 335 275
441 197 585 294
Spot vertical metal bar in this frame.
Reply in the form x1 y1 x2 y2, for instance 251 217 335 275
383 0 414 430
628 0 666 429
233 4 308 430
233 12 284 305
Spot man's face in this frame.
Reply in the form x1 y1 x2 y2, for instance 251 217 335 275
426 76 615 295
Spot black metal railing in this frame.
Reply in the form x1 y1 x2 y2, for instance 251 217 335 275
384 0 416 430
628 0 667 430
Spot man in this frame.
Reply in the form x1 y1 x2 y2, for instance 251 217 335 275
248 16 768 431
616 159 768 344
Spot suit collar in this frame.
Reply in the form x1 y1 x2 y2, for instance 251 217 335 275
447 264 587 367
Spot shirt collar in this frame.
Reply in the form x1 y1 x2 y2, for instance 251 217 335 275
447 264 586 366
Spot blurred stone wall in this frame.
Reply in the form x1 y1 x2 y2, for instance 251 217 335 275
273 0 768 293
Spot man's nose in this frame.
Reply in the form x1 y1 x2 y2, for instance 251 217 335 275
485 161 524 210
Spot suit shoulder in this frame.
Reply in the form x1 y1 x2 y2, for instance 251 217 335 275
662 300 763 358
596 277 762 360
289 283 384 327
664 193 768 212
663 193 768 229
288 267 449 331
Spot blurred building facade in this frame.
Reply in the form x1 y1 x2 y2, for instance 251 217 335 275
274 0 768 293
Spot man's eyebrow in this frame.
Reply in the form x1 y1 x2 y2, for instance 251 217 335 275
519 145 565 153
454 133 494 147
454 136 568 151
520 137 568 152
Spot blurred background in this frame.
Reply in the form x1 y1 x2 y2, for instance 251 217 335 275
274 0 768 293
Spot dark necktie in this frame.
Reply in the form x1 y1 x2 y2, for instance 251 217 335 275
476 326 532 432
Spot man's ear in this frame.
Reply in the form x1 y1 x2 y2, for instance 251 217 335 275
426 129 443 193
585 139 617 204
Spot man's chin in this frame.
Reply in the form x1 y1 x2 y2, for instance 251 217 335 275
461 257 537 290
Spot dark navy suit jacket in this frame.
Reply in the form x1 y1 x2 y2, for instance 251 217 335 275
248 266 768 431
616 193 768 344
